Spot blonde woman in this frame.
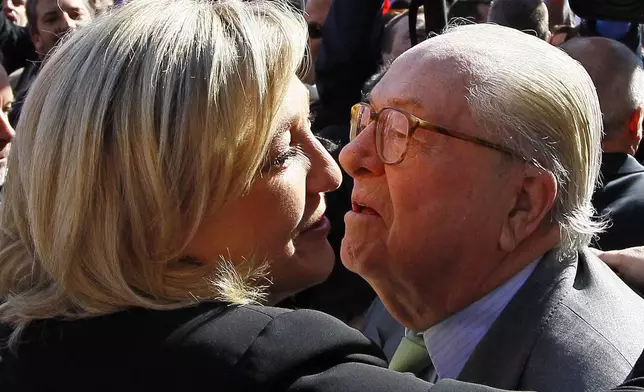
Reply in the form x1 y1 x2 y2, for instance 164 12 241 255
0 1 436 391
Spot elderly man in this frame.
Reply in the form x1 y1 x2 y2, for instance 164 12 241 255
561 37 644 251
340 23 644 392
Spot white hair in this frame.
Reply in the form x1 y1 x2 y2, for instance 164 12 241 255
443 24 604 255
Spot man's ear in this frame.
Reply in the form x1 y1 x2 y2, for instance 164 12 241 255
628 107 643 151
499 166 557 252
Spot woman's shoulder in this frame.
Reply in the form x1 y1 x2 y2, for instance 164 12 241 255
172 304 386 367
1 303 432 392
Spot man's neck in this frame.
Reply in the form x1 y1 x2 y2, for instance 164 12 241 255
476 226 560 301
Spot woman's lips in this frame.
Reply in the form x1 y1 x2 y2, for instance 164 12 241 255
299 215 331 238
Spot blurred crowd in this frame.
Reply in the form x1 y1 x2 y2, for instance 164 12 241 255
0 0 643 391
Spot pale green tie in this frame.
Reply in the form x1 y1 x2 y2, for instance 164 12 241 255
388 330 431 374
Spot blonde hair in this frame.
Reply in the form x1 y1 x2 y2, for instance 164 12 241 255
0 0 307 343
442 24 604 255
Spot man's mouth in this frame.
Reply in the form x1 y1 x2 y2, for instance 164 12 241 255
352 202 379 215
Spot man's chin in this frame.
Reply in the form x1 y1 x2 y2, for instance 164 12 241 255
339 236 387 277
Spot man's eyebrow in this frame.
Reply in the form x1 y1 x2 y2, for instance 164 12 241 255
388 96 424 109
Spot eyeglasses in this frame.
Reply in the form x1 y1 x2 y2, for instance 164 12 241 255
349 102 524 165
308 22 323 39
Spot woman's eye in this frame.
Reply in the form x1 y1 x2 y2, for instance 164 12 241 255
261 146 301 174
271 148 298 167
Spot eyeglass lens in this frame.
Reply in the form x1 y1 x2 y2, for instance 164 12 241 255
351 104 411 163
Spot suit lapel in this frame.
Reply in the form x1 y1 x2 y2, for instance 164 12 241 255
455 251 577 389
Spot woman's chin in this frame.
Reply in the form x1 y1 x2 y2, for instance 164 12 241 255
269 240 336 303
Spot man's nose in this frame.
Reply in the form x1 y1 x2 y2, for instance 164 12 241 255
60 13 77 31
339 123 385 179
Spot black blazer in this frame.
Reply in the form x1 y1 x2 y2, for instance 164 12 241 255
0 303 432 392
592 153 644 250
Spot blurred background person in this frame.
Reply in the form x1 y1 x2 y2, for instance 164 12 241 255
487 0 550 41
3 0 26 26
0 64 13 191
302 0 331 87
381 8 426 65
562 37 644 252
447 0 490 24
89 0 113 13
543 0 575 29
10 0 93 125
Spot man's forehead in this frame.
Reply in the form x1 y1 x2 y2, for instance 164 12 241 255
371 49 472 126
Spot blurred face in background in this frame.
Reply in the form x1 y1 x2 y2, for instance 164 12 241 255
0 69 15 186
382 13 426 64
3 0 27 26
32 0 92 57
302 0 332 85
90 0 113 14
476 3 490 22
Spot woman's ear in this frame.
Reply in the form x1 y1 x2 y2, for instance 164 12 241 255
499 166 557 252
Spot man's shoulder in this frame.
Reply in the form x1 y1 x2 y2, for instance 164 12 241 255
522 251 644 391
460 250 644 391
557 250 644 347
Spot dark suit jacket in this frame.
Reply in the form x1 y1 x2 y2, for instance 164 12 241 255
0 302 435 392
363 250 644 392
457 249 644 392
0 15 36 74
592 153 644 251
363 296 405 361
